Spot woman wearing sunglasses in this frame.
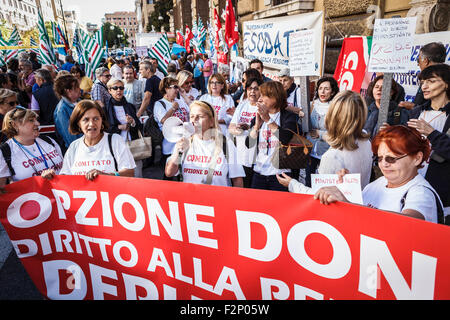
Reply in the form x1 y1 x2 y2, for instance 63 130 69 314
314 125 443 224
154 76 190 179
0 107 64 187
105 78 143 177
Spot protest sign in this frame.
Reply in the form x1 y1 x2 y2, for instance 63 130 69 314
243 11 323 70
368 17 417 73
1 176 450 300
289 29 320 77
361 31 450 101
311 174 363 205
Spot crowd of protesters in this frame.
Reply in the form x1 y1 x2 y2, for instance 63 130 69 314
0 41 448 225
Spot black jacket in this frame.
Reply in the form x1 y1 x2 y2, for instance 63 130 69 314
410 101 450 207
245 109 299 150
105 97 143 141
33 82 59 125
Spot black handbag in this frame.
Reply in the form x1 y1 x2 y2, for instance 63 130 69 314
271 126 313 170
143 116 163 146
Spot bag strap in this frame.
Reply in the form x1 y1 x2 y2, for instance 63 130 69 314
39 135 55 148
400 185 445 224
0 142 15 176
107 133 119 172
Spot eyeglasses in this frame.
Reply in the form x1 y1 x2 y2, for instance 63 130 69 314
374 154 409 164
247 86 259 92
210 81 223 85
110 86 125 91
168 85 179 90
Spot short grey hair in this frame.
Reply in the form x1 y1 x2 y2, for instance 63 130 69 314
139 60 156 73
95 67 109 78
19 59 32 68
34 68 53 83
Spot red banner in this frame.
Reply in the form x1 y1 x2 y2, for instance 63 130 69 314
334 37 371 93
1 176 450 300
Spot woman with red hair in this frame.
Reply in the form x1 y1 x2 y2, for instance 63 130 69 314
314 125 444 223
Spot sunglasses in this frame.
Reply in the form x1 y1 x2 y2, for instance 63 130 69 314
374 154 409 164
5 100 18 107
110 86 125 91
169 85 179 90
103 74 112 78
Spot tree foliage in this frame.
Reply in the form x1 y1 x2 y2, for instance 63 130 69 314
147 0 173 32
102 22 128 47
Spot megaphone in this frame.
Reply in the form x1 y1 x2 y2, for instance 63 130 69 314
162 117 195 143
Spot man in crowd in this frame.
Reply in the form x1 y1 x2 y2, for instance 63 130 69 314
184 55 195 73
17 59 35 107
91 67 112 108
61 55 75 72
193 54 205 94
249 59 272 83
137 61 162 118
123 65 144 113
398 42 446 109
148 57 164 80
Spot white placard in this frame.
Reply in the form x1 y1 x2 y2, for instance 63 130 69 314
311 174 363 205
368 17 417 73
289 29 320 77
243 11 323 70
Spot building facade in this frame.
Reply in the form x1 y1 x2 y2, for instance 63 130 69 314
171 0 449 75
136 0 156 33
0 0 39 31
105 11 139 48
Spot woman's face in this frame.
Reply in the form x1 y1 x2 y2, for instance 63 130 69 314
109 83 125 101
15 116 40 140
258 94 277 111
78 108 103 141
372 79 383 103
0 95 18 115
71 71 81 80
246 81 261 104
181 77 193 92
421 76 448 101
190 105 214 135
165 83 179 100
377 142 422 187
318 81 332 103
210 77 224 96
66 85 81 103
1 77 13 90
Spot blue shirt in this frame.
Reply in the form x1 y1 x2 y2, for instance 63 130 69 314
54 97 83 147
194 59 204 78
61 62 75 72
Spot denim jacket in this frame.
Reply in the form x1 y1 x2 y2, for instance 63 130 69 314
54 97 82 148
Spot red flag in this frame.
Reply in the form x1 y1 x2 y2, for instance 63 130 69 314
185 25 194 53
224 0 239 48
213 7 222 51
176 30 184 47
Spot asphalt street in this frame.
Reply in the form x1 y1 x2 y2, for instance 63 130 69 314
0 150 165 300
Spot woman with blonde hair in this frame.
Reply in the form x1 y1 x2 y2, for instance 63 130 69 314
0 107 64 186
165 100 245 187
0 89 18 143
176 70 199 105
277 90 373 193
199 73 235 136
